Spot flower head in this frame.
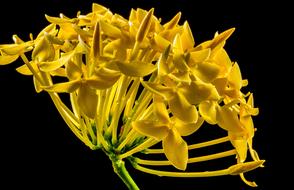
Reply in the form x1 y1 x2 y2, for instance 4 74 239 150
0 3 264 189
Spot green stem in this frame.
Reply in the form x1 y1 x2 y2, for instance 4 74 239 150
112 159 140 190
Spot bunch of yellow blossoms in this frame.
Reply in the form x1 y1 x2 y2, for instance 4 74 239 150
0 3 264 189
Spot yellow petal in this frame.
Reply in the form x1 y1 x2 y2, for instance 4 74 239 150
169 92 198 123
61 40 75 52
111 14 129 28
180 80 220 105
173 34 183 54
153 99 170 123
129 8 137 24
244 93 259 116
136 8 148 23
191 61 220 82
33 76 43 93
115 60 156 77
141 81 173 100
181 21 194 50
213 48 232 76
0 42 33 55
173 53 189 71
212 77 227 96
58 23 78 40
103 39 122 57
163 128 188 170
248 142 262 163
160 27 182 42
216 106 245 133
75 36 90 54
39 51 73 72
50 68 66 77
42 80 81 93
240 114 255 140
72 24 92 39
86 68 121 89
199 101 218 125
32 36 55 62
228 62 242 90
100 20 122 39
45 33 64 45
163 12 181 30
157 45 171 76
152 34 171 52
77 84 98 119
136 8 154 42
16 64 32 75
170 71 191 83
174 116 204 136
247 93 254 108
132 120 169 140
229 134 248 163
36 24 58 39
189 48 211 64
16 61 39 75
210 28 235 51
65 60 82 80
92 3 108 14
45 14 76 24
0 54 19 65
12 34 25 44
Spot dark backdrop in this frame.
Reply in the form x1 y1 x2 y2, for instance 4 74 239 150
0 0 276 189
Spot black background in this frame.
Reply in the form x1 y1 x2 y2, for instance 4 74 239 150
0 0 278 189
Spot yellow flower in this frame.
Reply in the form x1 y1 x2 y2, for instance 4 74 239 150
0 3 264 189
133 98 203 170
0 35 33 65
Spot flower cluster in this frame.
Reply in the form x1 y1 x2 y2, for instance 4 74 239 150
0 3 264 189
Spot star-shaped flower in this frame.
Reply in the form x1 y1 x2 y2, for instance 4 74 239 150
133 98 203 170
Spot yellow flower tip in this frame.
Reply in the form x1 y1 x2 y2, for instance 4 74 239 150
181 21 195 50
92 21 102 59
12 34 24 44
136 8 154 42
229 160 265 175
163 129 188 171
164 12 182 30
240 173 258 187
216 27 235 40
92 3 108 13
210 27 236 50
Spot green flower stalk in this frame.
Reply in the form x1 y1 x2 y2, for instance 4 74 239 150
0 3 264 189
